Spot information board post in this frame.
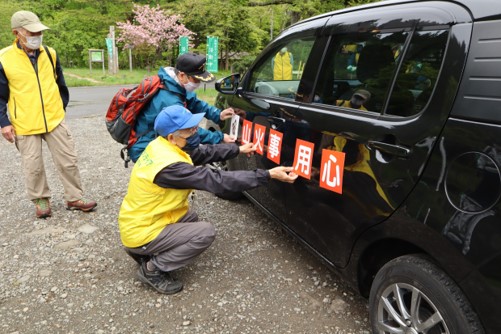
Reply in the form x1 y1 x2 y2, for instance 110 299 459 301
106 26 118 74
88 49 105 74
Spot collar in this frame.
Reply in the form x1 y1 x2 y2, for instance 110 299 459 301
15 40 40 57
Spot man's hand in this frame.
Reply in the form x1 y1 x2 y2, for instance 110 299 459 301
223 133 236 143
239 142 257 155
1 125 15 143
268 166 298 183
220 108 235 121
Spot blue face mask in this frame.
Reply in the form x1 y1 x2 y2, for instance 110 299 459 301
184 133 201 150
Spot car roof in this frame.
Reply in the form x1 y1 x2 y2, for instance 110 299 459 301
293 0 498 25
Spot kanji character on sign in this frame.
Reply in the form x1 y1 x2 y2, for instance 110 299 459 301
293 139 315 179
241 119 252 144
253 123 266 155
267 129 283 164
319 149 345 194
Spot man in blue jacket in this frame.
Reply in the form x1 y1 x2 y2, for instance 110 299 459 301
128 52 235 162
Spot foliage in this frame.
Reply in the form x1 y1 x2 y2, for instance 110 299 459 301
0 0 379 71
116 4 194 68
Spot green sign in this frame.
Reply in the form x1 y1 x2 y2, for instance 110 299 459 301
90 50 103 62
206 36 218 72
179 36 189 56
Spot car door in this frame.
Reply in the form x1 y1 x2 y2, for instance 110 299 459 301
280 3 471 267
221 18 328 223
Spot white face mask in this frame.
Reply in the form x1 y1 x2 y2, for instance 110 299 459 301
184 81 201 92
19 32 43 50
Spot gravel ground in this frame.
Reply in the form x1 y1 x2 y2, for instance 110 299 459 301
0 115 371 334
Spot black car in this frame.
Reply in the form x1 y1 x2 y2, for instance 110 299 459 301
215 0 501 333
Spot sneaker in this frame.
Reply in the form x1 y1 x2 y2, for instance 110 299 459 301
66 199 97 212
137 261 183 295
33 198 51 218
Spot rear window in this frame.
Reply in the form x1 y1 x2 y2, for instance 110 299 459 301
314 29 448 117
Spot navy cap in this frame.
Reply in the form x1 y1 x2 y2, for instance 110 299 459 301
154 105 205 137
175 52 215 82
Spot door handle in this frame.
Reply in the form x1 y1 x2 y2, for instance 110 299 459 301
268 116 286 123
367 140 411 158
267 116 286 129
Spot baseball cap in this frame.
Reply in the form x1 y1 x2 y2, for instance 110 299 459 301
175 52 215 82
353 89 371 101
11 11 50 32
154 105 205 137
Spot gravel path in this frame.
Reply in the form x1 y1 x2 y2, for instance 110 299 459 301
0 115 370 334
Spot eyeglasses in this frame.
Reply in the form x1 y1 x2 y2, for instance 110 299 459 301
175 126 198 139
186 126 198 133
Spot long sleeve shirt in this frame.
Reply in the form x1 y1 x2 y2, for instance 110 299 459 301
153 143 270 193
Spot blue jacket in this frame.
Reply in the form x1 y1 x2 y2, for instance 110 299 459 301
128 66 224 162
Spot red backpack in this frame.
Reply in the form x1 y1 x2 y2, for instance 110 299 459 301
105 75 164 166
105 75 164 147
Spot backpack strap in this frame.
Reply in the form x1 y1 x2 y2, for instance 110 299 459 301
43 45 56 80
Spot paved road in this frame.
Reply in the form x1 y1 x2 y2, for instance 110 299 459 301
66 82 217 120
66 85 132 119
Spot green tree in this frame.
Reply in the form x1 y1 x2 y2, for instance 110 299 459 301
171 0 261 70
0 0 380 70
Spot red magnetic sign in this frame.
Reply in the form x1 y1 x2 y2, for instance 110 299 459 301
292 139 315 179
319 149 345 194
266 129 283 164
241 119 252 144
253 123 266 155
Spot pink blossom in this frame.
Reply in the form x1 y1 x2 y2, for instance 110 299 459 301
116 4 194 50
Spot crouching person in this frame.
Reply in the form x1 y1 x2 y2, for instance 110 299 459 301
118 105 298 294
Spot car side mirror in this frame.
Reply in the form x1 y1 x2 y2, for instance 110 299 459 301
215 73 241 94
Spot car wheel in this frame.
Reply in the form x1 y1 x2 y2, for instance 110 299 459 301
369 254 484 334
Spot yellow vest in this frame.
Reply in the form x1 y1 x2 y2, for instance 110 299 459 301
273 51 293 80
0 41 64 135
118 137 194 248
336 99 367 111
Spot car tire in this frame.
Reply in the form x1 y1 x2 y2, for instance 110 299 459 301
369 254 484 334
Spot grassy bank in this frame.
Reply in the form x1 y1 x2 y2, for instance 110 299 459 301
64 68 231 105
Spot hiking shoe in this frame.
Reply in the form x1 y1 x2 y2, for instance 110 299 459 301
33 198 51 218
66 199 97 212
137 261 183 295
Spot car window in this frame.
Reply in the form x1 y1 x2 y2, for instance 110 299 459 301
247 38 315 99
390 29 448 116
314 29 448 116
314 31 407 113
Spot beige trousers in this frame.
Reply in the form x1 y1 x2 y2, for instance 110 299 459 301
15 121 83 202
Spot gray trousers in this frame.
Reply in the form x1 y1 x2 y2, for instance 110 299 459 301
125 209 216 272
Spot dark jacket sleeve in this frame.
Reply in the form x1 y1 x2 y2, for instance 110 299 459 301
188 143 241 166
55 55 69 109
153 162 270 194
0 63 11 128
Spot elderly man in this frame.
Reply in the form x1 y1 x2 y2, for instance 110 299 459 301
128 52 237 163
0 10 96 218
118 105 297 294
